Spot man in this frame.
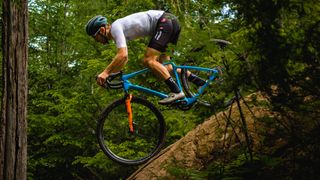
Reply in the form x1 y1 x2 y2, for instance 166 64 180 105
86 10 205 104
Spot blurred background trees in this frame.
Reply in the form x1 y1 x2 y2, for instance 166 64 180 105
1 0 318 179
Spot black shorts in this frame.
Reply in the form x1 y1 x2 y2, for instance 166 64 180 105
148 13 181 52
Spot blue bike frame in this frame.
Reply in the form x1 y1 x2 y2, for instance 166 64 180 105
121 61 219 106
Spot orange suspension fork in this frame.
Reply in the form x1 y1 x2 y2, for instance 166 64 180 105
125 94 134 133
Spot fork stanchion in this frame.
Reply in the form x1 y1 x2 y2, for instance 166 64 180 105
125 94 134 133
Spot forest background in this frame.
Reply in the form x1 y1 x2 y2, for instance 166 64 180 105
0 0 319 179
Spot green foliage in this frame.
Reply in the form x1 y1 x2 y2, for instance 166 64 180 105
166 154 283 179
168 166 208 180
26 0 235 179
227 0 320 109
72 152 137 179
17 0 319 179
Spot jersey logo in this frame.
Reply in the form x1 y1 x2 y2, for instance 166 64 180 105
155 30 163 40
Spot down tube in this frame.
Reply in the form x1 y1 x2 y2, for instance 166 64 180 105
125 83 168 99
122 69 169 99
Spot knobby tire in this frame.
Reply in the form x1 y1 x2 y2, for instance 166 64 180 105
97 96 166 165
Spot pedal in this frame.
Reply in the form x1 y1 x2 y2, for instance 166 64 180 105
172 99 187 106
177 100 193 111
179 100 188 105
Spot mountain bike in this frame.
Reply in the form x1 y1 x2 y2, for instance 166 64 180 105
97 39 231 166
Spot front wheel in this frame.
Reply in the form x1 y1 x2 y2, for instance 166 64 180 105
97 96 166 165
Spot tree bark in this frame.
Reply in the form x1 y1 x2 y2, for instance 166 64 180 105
0 0 28 179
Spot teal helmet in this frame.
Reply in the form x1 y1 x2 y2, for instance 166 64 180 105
86 15 107 36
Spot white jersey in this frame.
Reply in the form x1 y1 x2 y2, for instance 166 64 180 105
110 10 165 48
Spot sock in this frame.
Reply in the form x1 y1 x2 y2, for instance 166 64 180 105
164 77 181 93
188 73 206 86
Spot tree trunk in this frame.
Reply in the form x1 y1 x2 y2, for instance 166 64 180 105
0 0 28 179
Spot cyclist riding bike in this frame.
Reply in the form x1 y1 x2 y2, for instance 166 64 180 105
86 10 205 104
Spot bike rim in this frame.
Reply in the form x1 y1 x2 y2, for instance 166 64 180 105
98 97 165 165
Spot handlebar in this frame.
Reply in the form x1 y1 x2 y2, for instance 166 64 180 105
106 71 123 89
96 71 124 89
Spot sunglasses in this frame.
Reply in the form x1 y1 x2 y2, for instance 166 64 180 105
93 29 101 37
92 29 109 44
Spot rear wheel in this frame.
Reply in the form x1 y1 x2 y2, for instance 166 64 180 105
97 96 166 165
181 67 221 107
